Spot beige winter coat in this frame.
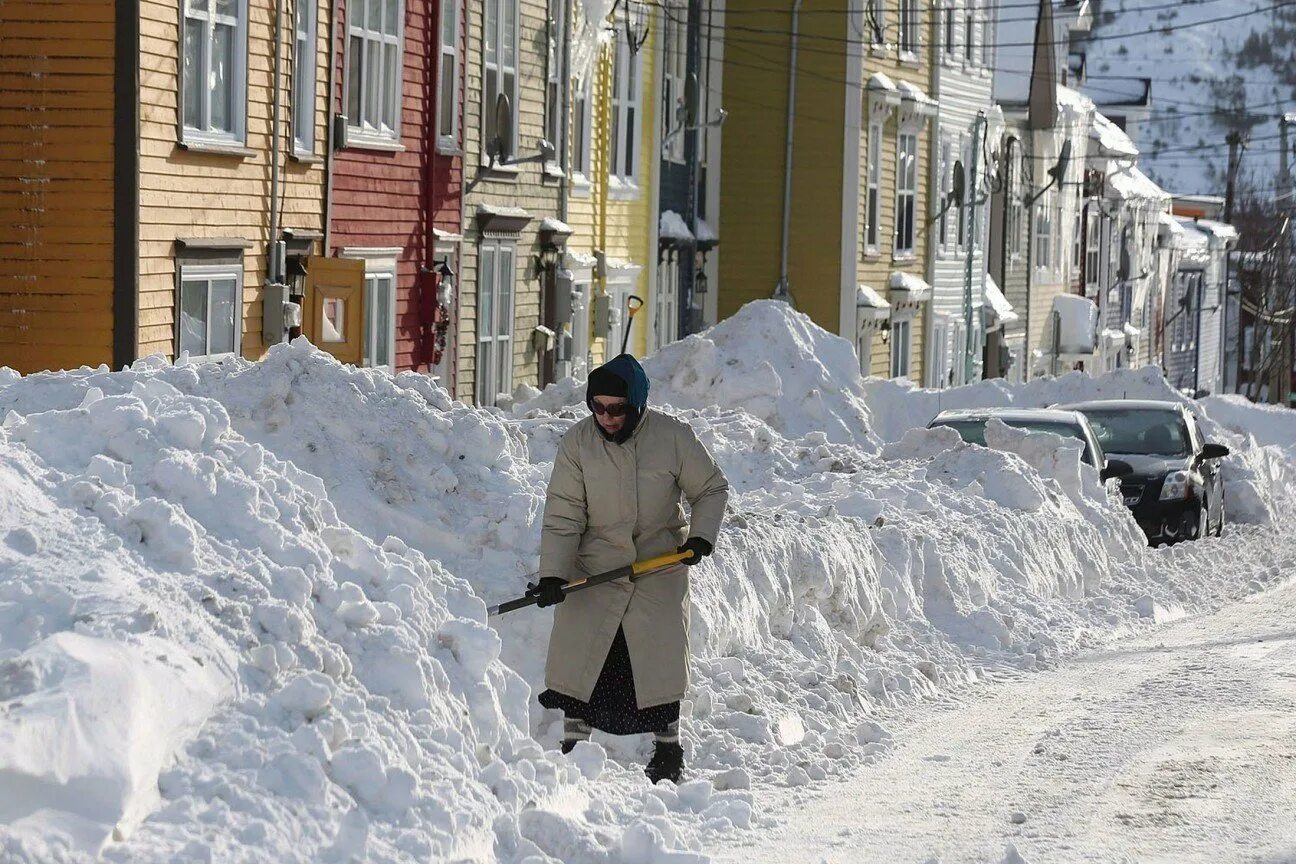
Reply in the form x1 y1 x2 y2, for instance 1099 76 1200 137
539 408 729 709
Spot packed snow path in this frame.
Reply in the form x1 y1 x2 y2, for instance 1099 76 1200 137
713 579 1296 864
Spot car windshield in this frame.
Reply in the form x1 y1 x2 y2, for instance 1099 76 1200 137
932 418 1094 464
1079 409 1190 457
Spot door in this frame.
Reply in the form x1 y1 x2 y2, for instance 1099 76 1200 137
302 256 366 365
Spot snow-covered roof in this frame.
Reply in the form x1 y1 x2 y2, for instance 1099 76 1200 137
659 210 692 241
1051 294 1099 355
1057 84 1095 113
1174 218 1212 253
983 275 1019 325
897 80 936 107
1090 111 1139 158
868 72 898 93
1196 219 1239 242
1106 162 1168 201
888 271 931 302
855 284 891 320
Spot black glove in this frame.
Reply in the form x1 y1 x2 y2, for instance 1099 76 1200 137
526 577 568 608
677 537 713 565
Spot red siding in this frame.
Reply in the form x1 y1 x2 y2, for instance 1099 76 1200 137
330 0 463 373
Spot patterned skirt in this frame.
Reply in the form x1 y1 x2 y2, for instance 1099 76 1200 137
538 626 681 735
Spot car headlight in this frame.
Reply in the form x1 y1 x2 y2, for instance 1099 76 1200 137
1159 469 1199 501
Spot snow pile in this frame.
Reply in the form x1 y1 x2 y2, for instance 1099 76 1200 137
1200 393 1296 454
518 300 880 450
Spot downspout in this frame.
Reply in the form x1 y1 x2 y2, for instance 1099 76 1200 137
597 44 612 328
114 0 140 368
774 0 801 303
269 0 284 281
324 0 340 252
1023 151 1035 379
559 0 572 223
422 0 440 372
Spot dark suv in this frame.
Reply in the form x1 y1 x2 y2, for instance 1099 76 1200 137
1057 400 1230 545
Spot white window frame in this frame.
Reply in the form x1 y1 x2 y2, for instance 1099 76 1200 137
662 4 687 164
605 277 635 347
340 249 400 370
344 0 405 147
1035 192 1053 272
867 0 886 45
180 0 249 146
942 2 957 63
928 314 949 387
951 322 967 385
567 275 593 379
293 0 318 156
437 0 460 151
544 0 565 171
482 0 519 164
610 35 644 188
477 239 516 406
898 0 919 57
890 315 913 378
894 130 918 257
865 122 882 253
1008 149 1023 260
177 263 244 361
654 256 680 350
964 0 976 65
572 75 593 188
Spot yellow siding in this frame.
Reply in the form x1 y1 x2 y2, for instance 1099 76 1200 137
136 0 327 361
718 0 846 333
0 2 116 373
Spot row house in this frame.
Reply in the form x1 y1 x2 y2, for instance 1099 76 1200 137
0 0 466 381
717 0 935 386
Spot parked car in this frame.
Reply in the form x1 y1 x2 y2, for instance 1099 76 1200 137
926 407 1132 480
1057 400 1230 545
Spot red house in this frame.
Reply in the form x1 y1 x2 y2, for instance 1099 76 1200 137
328 0 464 386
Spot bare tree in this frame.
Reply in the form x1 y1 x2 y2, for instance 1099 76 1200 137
1231 195 1296 403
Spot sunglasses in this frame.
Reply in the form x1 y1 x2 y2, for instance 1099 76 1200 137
591 401 630 417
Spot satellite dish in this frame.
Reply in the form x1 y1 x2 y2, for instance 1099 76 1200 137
538 138 556 162
1049 140 1072 185
952 161 967 207
491 93 514 164
685 72 699 127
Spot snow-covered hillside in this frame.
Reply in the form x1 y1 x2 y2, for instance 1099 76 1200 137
0 301 1293 862
1080 0 1287 197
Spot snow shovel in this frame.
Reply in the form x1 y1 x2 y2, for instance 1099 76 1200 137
619 295 645 355
487 550 693 617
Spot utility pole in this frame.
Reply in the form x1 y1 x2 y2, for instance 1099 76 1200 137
1224 130 1245 225
963 112 986 384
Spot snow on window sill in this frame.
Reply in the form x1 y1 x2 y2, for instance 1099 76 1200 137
570 174 593 197
543 161 566 180
436 137 463 156
345 129 405 152
892 251 918 263
178 135 254 158
609 177 641 200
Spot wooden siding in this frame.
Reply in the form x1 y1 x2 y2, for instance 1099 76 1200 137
458 0 562 403
717 0 847 334
330 0 463 374
0 2 116 372
137 0 328 360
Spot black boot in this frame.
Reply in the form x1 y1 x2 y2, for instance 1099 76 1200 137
645 741 684 784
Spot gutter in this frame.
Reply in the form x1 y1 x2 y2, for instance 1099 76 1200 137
269 0 284 280
774 0 801 303
113 0 140 369
324 0 340 252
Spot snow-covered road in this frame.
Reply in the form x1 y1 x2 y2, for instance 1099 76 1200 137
714 578 1296 864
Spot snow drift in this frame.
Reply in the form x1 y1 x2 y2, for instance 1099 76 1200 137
0 300 1293 862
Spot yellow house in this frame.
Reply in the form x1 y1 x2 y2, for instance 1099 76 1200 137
562 0 660 373
718 0 935 383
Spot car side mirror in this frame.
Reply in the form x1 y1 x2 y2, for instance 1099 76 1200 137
1200 442 1230 460
1100 459 1134 481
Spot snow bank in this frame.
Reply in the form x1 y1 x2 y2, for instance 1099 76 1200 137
1 301 1293 861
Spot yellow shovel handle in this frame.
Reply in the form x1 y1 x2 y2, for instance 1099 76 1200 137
631 550 693 575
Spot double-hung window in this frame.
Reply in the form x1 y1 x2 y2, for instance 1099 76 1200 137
437 0 459 148
363 266 397 369
1035 193 1053 270
178 265 243 360
293 0 317 155
346 0 403 144
572 76 592 181
965 0 976 64
662 5 687 163
894 132 918 256
898 0 919 55
891 317 912 378
477 241 515 406
943 4 957 60
545 0 564 164
181 0 248 144
483 0 519 162
865 123 882 251
611 36 642 183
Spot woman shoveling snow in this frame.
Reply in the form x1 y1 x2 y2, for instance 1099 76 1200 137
524 353 729 784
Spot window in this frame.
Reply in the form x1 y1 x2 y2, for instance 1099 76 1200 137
573 76 592 180
894 131 918 255
929 315 949 388
867 0 885 44
899 0 918 54
1085 209 1100 288
1035 193 1053 270
363 269 397 369
654 257 679 349
662 5 686 163
611 35 643 182
1242 325 1255 371
1054 202 1064 273
951 323 967 385
1073 213 1082 270
567 278 592 379
943 4 957 59
964 0 976 63
865 123 882 251
1007 148 1022 258
891 317 912 378
938 139 952 251
181 0 248 143
178 265 243 360
477 241 515 405
545 0 564 164
979 9 990 68
293 0 317 154
346 0 403 143
437 0 459 147
483 0 518 160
